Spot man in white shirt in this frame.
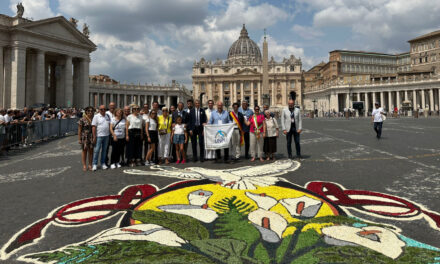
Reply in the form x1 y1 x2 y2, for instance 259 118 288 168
92 105 111 170
371 102 385 139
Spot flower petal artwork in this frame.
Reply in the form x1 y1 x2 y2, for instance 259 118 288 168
1 160 440 263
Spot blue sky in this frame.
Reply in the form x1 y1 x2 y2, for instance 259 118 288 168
2 0 440 88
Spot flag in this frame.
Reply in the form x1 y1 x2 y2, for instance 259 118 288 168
204 123 235 150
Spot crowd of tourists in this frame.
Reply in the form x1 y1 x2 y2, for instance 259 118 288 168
79 98 303 171
0 107 81 154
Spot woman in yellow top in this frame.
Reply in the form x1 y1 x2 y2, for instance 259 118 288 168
157 107 172 164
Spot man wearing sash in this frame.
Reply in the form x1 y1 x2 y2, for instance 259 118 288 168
229 102 245 161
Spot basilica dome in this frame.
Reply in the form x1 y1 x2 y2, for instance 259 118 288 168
227 24 262 62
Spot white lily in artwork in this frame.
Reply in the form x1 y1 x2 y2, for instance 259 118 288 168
246 192 287 243
321 225 405 259
279 196 322 218
86 224 186 247
124 159 301 190
158 190 218 223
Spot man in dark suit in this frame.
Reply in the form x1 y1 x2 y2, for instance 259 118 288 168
188 99 206 162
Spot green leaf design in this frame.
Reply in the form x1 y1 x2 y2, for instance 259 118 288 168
277 229 322 263
191 239 261 264
26 240 215 264
212 196 255 214
213 202 262 257
131 209 209 241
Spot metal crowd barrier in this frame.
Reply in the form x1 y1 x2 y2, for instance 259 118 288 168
1 118 79 149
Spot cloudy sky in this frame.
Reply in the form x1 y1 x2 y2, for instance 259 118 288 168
2 0 440 88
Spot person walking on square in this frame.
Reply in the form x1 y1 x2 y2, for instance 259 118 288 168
109 108 126 169
263 109 279 161
245 105 265 162
209 101 231 163
78 106 94 171
188 99 206 162
92 105 111 171
229 102 245 161
372 102 385 139
125 105 143 167
158 107 172 164
281 99 302 160
171 116 188 164
145 110 158 165
239 100 253 159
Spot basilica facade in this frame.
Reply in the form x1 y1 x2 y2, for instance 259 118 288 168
192 25 303 109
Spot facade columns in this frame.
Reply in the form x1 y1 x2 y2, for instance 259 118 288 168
345 93 350 108
404 90 408 101
396 91 401 109
257 81 262 106
329 92 338 112
10 46 26 109
250 82 255 107
372 92 376 106
421 90 425 109
219 82 223 103
357 93 360 101
240 81 244 102
64 56 73 107
429 89 434 111
271 81 276 105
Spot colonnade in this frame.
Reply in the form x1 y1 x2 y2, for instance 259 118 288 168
0 45 89 109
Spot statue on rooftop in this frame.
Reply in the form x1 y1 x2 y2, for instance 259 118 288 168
83 23 90 38
69 17 78 28
16 2 24 18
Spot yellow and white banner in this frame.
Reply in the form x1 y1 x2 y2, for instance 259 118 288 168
204 123 235 150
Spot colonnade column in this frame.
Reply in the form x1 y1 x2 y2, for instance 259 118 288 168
404 90 408 101
33 50 45 105
271 81 275 105
421 90 425 109
396 91 401 109
429 89 434 111
357 93 360 101
80 57 90 107
10 46 26 109
372 92 376 106
380 92 384 108
365 92 369 116
345 93 350 108
388 91 392 111
0 46 4 108
64 56 73 107
413 90 417 110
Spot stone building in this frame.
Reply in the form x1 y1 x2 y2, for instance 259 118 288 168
303 30 440 115
0 6 96 109
89 78 192 109
192 25 303 109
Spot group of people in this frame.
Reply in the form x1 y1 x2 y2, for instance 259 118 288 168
0 107 81 154
78 98 303 171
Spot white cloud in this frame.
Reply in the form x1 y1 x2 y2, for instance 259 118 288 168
292 24 324 40
9 0 54 20
298 0 440 53
210 0 289 30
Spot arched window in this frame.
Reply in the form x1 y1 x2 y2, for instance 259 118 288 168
290 65 294 72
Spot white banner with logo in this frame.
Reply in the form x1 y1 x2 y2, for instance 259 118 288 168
204 123 235 150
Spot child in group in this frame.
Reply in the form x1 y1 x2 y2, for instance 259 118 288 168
171 116 187 164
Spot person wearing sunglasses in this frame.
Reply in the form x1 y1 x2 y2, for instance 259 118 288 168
78 106 95 171
125 104 143 167
91 105 111 171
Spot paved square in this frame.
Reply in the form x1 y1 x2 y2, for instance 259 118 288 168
1 117 440 263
